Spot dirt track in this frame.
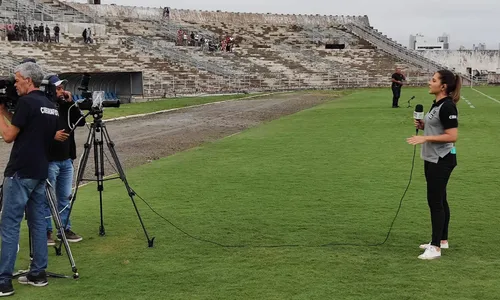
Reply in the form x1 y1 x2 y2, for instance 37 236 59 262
0 92 333 180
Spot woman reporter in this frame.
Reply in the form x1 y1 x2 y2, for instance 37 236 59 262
407 70 461 260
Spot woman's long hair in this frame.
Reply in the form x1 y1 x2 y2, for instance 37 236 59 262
436 70 462 104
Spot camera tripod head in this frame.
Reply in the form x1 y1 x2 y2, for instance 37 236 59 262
89 106 104 122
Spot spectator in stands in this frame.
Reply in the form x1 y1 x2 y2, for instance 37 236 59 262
200 37 205 50
28 25 33 42
21 23 27 41
86 28 92 43
44 76 85 246
14 23 20 41
221 38 227 52
45 25 51 43
176 29 182 45
228 37 234 52
33 24 39 42
190 32 195 46
391 67 405 108
82 28 87 43
163 7 170 19
207 39 215 52
53 24 60 43
224 35 233 52
195 33 200 46
6 27 15 42
38 23 44 42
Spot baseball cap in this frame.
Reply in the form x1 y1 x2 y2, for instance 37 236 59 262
49 75 67 87
20 58 36 64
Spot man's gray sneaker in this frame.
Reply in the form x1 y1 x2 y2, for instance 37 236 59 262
18 272 48 287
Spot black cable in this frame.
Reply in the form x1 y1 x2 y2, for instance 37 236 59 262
122 145 418 248
320 145 417 247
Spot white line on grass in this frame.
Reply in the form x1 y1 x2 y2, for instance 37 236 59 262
72 92 289 188
471 88 500 104
461 96 475 108
0 92 286 140
103 92 285 123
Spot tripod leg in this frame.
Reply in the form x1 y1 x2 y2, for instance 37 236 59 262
45 181 79 279
94 125 106 236
102 124 155 247
56 123 94 254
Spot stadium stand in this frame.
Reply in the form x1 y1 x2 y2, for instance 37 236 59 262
0 1 459 101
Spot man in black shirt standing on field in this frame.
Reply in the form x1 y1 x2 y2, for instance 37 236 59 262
44 76 85 246
391 67 406 108
0 62 59 296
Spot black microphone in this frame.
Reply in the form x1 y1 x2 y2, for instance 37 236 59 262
413 104 424 135
407 96 415 108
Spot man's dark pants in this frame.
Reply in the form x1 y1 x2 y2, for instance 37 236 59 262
392 86 401 107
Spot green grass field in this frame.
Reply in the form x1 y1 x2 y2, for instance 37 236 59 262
12 86 500 299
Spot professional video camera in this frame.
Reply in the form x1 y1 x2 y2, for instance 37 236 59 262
0 76 19 111
1 73 74 111
40 74 58 104
76 73 120 111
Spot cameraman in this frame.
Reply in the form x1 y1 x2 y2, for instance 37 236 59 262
0 62 58 296
45 76 85 246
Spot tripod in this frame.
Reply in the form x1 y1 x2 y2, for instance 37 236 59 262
0 180 79 279
56 108 154 254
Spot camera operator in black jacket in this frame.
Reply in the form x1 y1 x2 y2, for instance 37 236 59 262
44 76 86 246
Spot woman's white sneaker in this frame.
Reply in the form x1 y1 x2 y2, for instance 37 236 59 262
419 241 449 249
418 245 441 260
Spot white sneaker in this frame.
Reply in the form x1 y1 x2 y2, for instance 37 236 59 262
418 245 441 260
419 241 449 249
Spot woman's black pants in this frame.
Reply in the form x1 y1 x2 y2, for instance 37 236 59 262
424 153 457 247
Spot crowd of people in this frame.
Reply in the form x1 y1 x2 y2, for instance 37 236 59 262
1 22 94 44
176 29 235 52
81 27 93 44
3 23 60 43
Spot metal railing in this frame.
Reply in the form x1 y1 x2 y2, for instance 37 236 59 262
345 23 447 72
141 71 435 98
0 0 95 23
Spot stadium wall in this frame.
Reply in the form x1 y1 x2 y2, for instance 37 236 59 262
419 50 500 74
65 4 370 26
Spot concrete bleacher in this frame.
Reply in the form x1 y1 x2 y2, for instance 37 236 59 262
174 20 422 82
0 0 94 24
0 40 236 97
0 55 17 76
0 2 443 99
64 4 431 76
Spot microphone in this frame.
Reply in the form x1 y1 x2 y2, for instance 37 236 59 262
413 104 424 135
407 96 415 108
